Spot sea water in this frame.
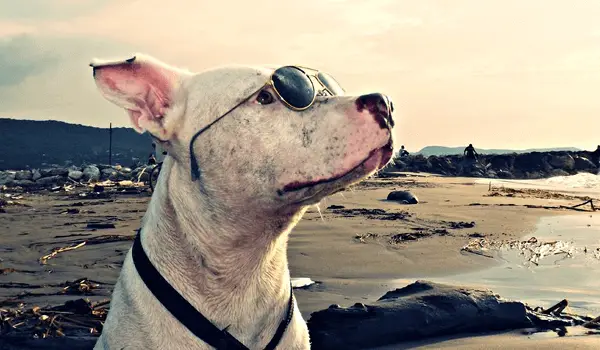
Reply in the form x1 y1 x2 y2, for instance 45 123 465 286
428 173 600 315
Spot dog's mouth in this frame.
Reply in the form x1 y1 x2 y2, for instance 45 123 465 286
279 139 394 199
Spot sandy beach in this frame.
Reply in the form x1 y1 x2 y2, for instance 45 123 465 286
1 173 599 348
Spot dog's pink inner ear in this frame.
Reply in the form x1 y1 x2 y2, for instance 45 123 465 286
93 59 181 134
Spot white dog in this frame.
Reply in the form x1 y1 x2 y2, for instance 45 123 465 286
90 54 395 349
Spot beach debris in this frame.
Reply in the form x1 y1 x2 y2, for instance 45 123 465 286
86 222 116 230
446 221 476 229
582 315 600 329
0 297 108 341
60 208 80 215
541 299 569 316
329 207 411 220
326 205 345 210
460 239 495 258
486 185 595 202
461 237 575 265
61 278 101 295
291 278 316 289
354 232 380 243
39 242 87 264
563 199 596 212
388 232 429 243
355 227 450 245
468 232 486 238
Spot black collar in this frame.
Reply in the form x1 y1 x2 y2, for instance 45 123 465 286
131 231 295 349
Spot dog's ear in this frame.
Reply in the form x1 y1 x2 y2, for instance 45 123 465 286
90 54 189 140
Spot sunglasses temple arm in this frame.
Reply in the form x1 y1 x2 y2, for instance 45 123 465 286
188 90 262 182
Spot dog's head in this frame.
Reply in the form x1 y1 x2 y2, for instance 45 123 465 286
91 54 395 212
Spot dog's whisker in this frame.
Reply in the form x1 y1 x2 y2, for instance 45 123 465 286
315 204 325 222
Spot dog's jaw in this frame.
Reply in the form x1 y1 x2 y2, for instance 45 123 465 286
281 140 393 196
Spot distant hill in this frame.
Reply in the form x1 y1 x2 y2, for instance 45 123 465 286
0 118 152 170
416 145 583 157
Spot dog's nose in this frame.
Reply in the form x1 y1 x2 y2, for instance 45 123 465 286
355 93 395 129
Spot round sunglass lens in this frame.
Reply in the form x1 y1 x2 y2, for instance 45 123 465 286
272 67 315 109
317 72 345 96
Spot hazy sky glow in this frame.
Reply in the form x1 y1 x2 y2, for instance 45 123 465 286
1 0 600 151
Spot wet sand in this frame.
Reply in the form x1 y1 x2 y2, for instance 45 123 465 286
376 330 600 349
1 174 598 347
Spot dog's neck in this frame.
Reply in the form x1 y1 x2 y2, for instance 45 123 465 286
137 159 305 342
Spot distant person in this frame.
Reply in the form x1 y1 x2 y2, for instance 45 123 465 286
148 144 157 165
592 145 600 166
399 145 410 157
153 141 167 164
464 143 478 161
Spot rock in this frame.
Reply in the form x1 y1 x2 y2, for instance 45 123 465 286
387 190 419 204
0 171 16 186
82 166 101 182
14 170 32 181
549 153 575 170
460 160 486 177
307 280 532 350
101 168 117 181
68 170 84 181
573 156 597 171
96 164 113 171
487 154 514 172
35 175 65 187
496 169 514 179
39 167 69 177
513 152 552 174
13 180 35 188
116 171 130 181
550 169 570 177
31 169 42 181
484 170 498 178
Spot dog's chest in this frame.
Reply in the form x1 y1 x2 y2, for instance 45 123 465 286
97 255 310 349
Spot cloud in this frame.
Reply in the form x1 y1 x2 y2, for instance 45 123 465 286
0 35 134 125
0 35 59 87
0 0 110 21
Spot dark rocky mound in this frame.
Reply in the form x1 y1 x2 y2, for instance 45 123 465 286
307 280 594 350
389 150 599 179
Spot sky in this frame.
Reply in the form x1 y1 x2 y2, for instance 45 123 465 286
1 0 600 151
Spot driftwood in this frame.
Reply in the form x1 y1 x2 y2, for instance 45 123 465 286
562 199 596 211
38 235 134 265
39 242 87 265
542 299 568 316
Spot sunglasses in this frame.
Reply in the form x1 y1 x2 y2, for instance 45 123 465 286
189 65 345 182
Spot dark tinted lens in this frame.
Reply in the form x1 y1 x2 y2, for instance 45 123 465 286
272 66 315 109
317 72 345 96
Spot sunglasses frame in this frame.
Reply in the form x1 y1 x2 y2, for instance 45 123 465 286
313 70 346 97
266 65 345 111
